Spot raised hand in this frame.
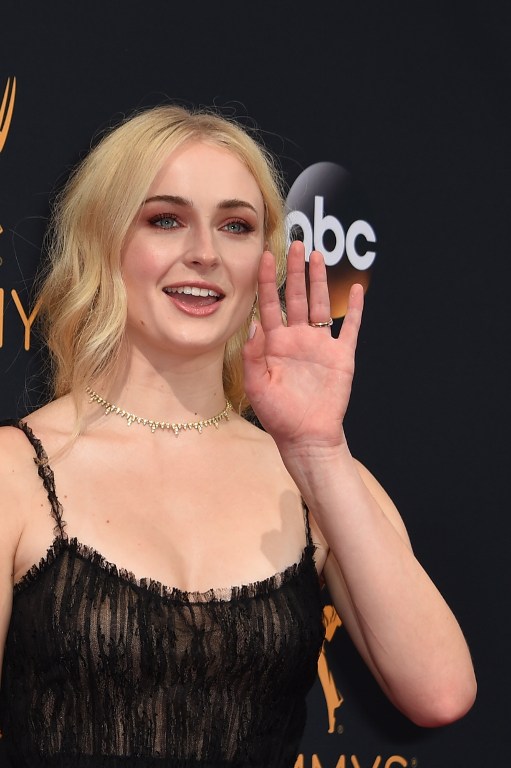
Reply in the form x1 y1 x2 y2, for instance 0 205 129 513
242 240 364 453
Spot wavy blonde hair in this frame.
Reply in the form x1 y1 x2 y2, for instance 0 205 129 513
39 105 287 420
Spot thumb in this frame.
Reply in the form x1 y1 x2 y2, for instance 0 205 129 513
242 321 269 395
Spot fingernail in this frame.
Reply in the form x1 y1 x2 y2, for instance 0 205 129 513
248 321 257 339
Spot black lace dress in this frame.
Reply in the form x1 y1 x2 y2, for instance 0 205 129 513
0 422 325 767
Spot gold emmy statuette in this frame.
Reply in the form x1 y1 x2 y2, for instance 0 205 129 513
0 76 16 153
318 604 344 734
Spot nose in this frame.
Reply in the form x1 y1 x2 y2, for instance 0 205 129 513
185 225 220 269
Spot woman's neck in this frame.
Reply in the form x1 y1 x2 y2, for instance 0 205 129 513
92 348 228 425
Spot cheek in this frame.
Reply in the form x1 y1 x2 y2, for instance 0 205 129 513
241 241 264 284
121 239 163 283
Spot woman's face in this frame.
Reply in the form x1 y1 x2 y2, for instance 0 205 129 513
121 141 265 361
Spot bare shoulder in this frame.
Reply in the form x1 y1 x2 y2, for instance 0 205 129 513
0 404 72 671
0 421 37 481
22 395 76 448
0 396 75 515
0 423 38 587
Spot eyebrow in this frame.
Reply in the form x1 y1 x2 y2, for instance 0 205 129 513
144 194 259 215
218 198 259 215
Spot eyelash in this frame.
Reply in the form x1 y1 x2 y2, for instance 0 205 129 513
222 218 255 234
149 213 180 229
148 213 255 234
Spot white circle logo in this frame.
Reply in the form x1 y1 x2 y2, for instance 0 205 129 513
285 162 377 318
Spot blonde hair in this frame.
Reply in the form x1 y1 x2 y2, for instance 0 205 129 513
39 105 287 418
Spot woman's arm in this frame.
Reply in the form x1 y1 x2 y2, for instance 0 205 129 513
0 426 46 768
0 427 23 670
306 454 476 726
242 242 477 726
0 431 21 765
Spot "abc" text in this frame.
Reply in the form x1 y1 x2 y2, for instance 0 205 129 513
285 196 377 269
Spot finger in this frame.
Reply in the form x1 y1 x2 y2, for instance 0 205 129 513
308 250 332 327
257 250 284 331
284 240 309 326
337 284 364 353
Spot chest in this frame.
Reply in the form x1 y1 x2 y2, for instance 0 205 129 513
9 545 325 689
16 435 310 595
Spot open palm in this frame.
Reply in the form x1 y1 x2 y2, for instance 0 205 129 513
242 241 364 452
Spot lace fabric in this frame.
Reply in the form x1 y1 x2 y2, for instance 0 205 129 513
0 422 325 767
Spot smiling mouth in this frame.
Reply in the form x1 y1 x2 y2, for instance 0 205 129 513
163 286 224 307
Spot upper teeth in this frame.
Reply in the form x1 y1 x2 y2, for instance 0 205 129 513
167 286 220 298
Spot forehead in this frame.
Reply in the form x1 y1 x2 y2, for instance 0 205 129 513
147 141 264 207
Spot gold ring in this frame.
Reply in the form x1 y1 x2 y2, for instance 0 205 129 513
309 318 333 328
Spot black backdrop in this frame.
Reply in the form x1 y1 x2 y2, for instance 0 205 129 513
1 2 510 765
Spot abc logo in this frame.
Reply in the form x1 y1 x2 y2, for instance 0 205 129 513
285 162 377 319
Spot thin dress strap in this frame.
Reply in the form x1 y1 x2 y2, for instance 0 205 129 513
302 501 315 549
12 420 67 541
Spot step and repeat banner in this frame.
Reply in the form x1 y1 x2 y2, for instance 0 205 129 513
1 2 509 766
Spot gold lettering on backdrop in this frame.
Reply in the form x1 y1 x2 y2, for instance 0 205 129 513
351 757 381 768
294 603 413 768
11 290 41 350
0 77 17 253
294 757 409 768
0 77 16 153
0 290 42 350
318 605 344 733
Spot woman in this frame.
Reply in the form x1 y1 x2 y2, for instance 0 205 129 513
0 106 476 767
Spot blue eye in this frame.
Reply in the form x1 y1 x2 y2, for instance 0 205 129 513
223 220 253 234
150 214 179 229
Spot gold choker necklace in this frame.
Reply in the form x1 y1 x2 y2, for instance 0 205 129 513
86 386 233 436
